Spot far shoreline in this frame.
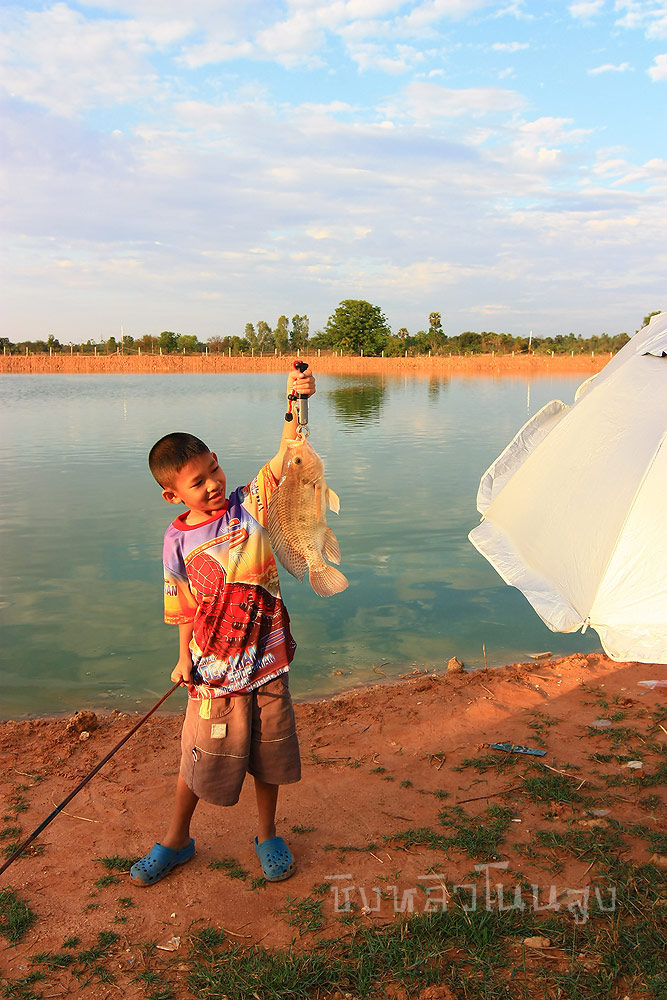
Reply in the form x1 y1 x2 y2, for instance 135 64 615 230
0 351 610 377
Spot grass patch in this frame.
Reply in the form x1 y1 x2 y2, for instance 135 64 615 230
390 826 450 851
438 805 514 860
208 856 249 880
520 770 584 804
0 825 22 841
1 970 46 1000
7 795 28 815
389 806 514 861
322 841 379 854
281 895 326 934
95 854 138 872
93 873 120 889
535 826 627 862
0 889 37 943
454 752 522 775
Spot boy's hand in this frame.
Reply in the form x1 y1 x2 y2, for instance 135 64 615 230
287 364 316 401
171 654 193 685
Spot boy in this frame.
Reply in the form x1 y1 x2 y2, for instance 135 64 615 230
130 365 316 886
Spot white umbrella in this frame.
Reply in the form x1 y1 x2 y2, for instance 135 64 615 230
469 311 667 663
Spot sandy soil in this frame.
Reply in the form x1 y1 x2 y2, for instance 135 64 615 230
0 352 609 377
1 653 665 997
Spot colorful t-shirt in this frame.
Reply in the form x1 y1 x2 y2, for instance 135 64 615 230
162 463 296 699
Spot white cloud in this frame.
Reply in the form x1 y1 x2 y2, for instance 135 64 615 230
179 39 255 68
491 40 529 50
648 52 667 78
614 0 667 38
348 41 424 72
255 11 328 67
384 81 525 124
588 61 632 73
398 0 493 31
0 4 174 115
3 0 667 343
569 1 605 21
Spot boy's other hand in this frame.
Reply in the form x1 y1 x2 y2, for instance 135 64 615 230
171 655 193 685
287 365 316 401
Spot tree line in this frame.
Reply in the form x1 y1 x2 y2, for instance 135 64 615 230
2 302 659 357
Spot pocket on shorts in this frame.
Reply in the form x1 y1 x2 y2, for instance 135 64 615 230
253 675 296 743
184 696 250 805
193 697 247 759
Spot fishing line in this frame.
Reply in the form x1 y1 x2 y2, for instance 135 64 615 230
0 681 182 878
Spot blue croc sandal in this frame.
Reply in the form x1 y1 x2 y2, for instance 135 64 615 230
254 835 295 882
130 838 195 887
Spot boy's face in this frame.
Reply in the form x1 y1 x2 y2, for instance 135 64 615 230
161 451 227 517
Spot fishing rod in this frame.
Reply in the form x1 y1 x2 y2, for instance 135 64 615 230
0 681 182 878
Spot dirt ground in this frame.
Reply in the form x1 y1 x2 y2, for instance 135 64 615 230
1 652 665 997
0 352 609 377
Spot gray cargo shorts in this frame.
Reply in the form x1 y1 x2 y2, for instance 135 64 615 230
179 673 301 806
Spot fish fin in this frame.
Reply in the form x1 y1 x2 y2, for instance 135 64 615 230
323 528 341 564
267 493 308 581
309 565 349 598
326 488 340 514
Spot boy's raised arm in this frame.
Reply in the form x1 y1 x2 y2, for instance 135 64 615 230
269 365 316 480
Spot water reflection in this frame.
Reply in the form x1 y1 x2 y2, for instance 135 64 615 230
327 377 388 426
427 376 450 401
0 371 602 717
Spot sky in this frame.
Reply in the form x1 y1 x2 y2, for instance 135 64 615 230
1 0 666 344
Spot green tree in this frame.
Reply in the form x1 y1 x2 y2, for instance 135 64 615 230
641 310 662 328
106 336 118 353
428 312 445 353
47 334 61 352
244 323 257 351
136 334 156 353
177 334 198 353
256 320 274 352
383 335 405 357
324 299 390 356
290 314 310 350
274 315 289 353
158 330 178 353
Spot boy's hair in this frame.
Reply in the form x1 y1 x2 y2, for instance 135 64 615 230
149 432 210 488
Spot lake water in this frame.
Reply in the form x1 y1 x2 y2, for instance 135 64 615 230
0 372 601 718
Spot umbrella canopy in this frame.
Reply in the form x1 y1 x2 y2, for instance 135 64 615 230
469 311 667 663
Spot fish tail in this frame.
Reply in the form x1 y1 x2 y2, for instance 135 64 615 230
309 565 349 597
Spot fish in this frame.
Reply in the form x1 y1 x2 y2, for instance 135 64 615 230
268 435 348 597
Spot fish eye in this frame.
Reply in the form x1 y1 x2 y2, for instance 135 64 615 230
294 457 301 464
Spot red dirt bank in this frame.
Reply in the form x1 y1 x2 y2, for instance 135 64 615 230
0 353 609 377
1 653 664 998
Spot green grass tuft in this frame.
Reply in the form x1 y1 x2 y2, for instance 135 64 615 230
208 856 249 880
95 854 139 872
0 889 37 943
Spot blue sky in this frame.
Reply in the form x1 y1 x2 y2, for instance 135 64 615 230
2 0 666 343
